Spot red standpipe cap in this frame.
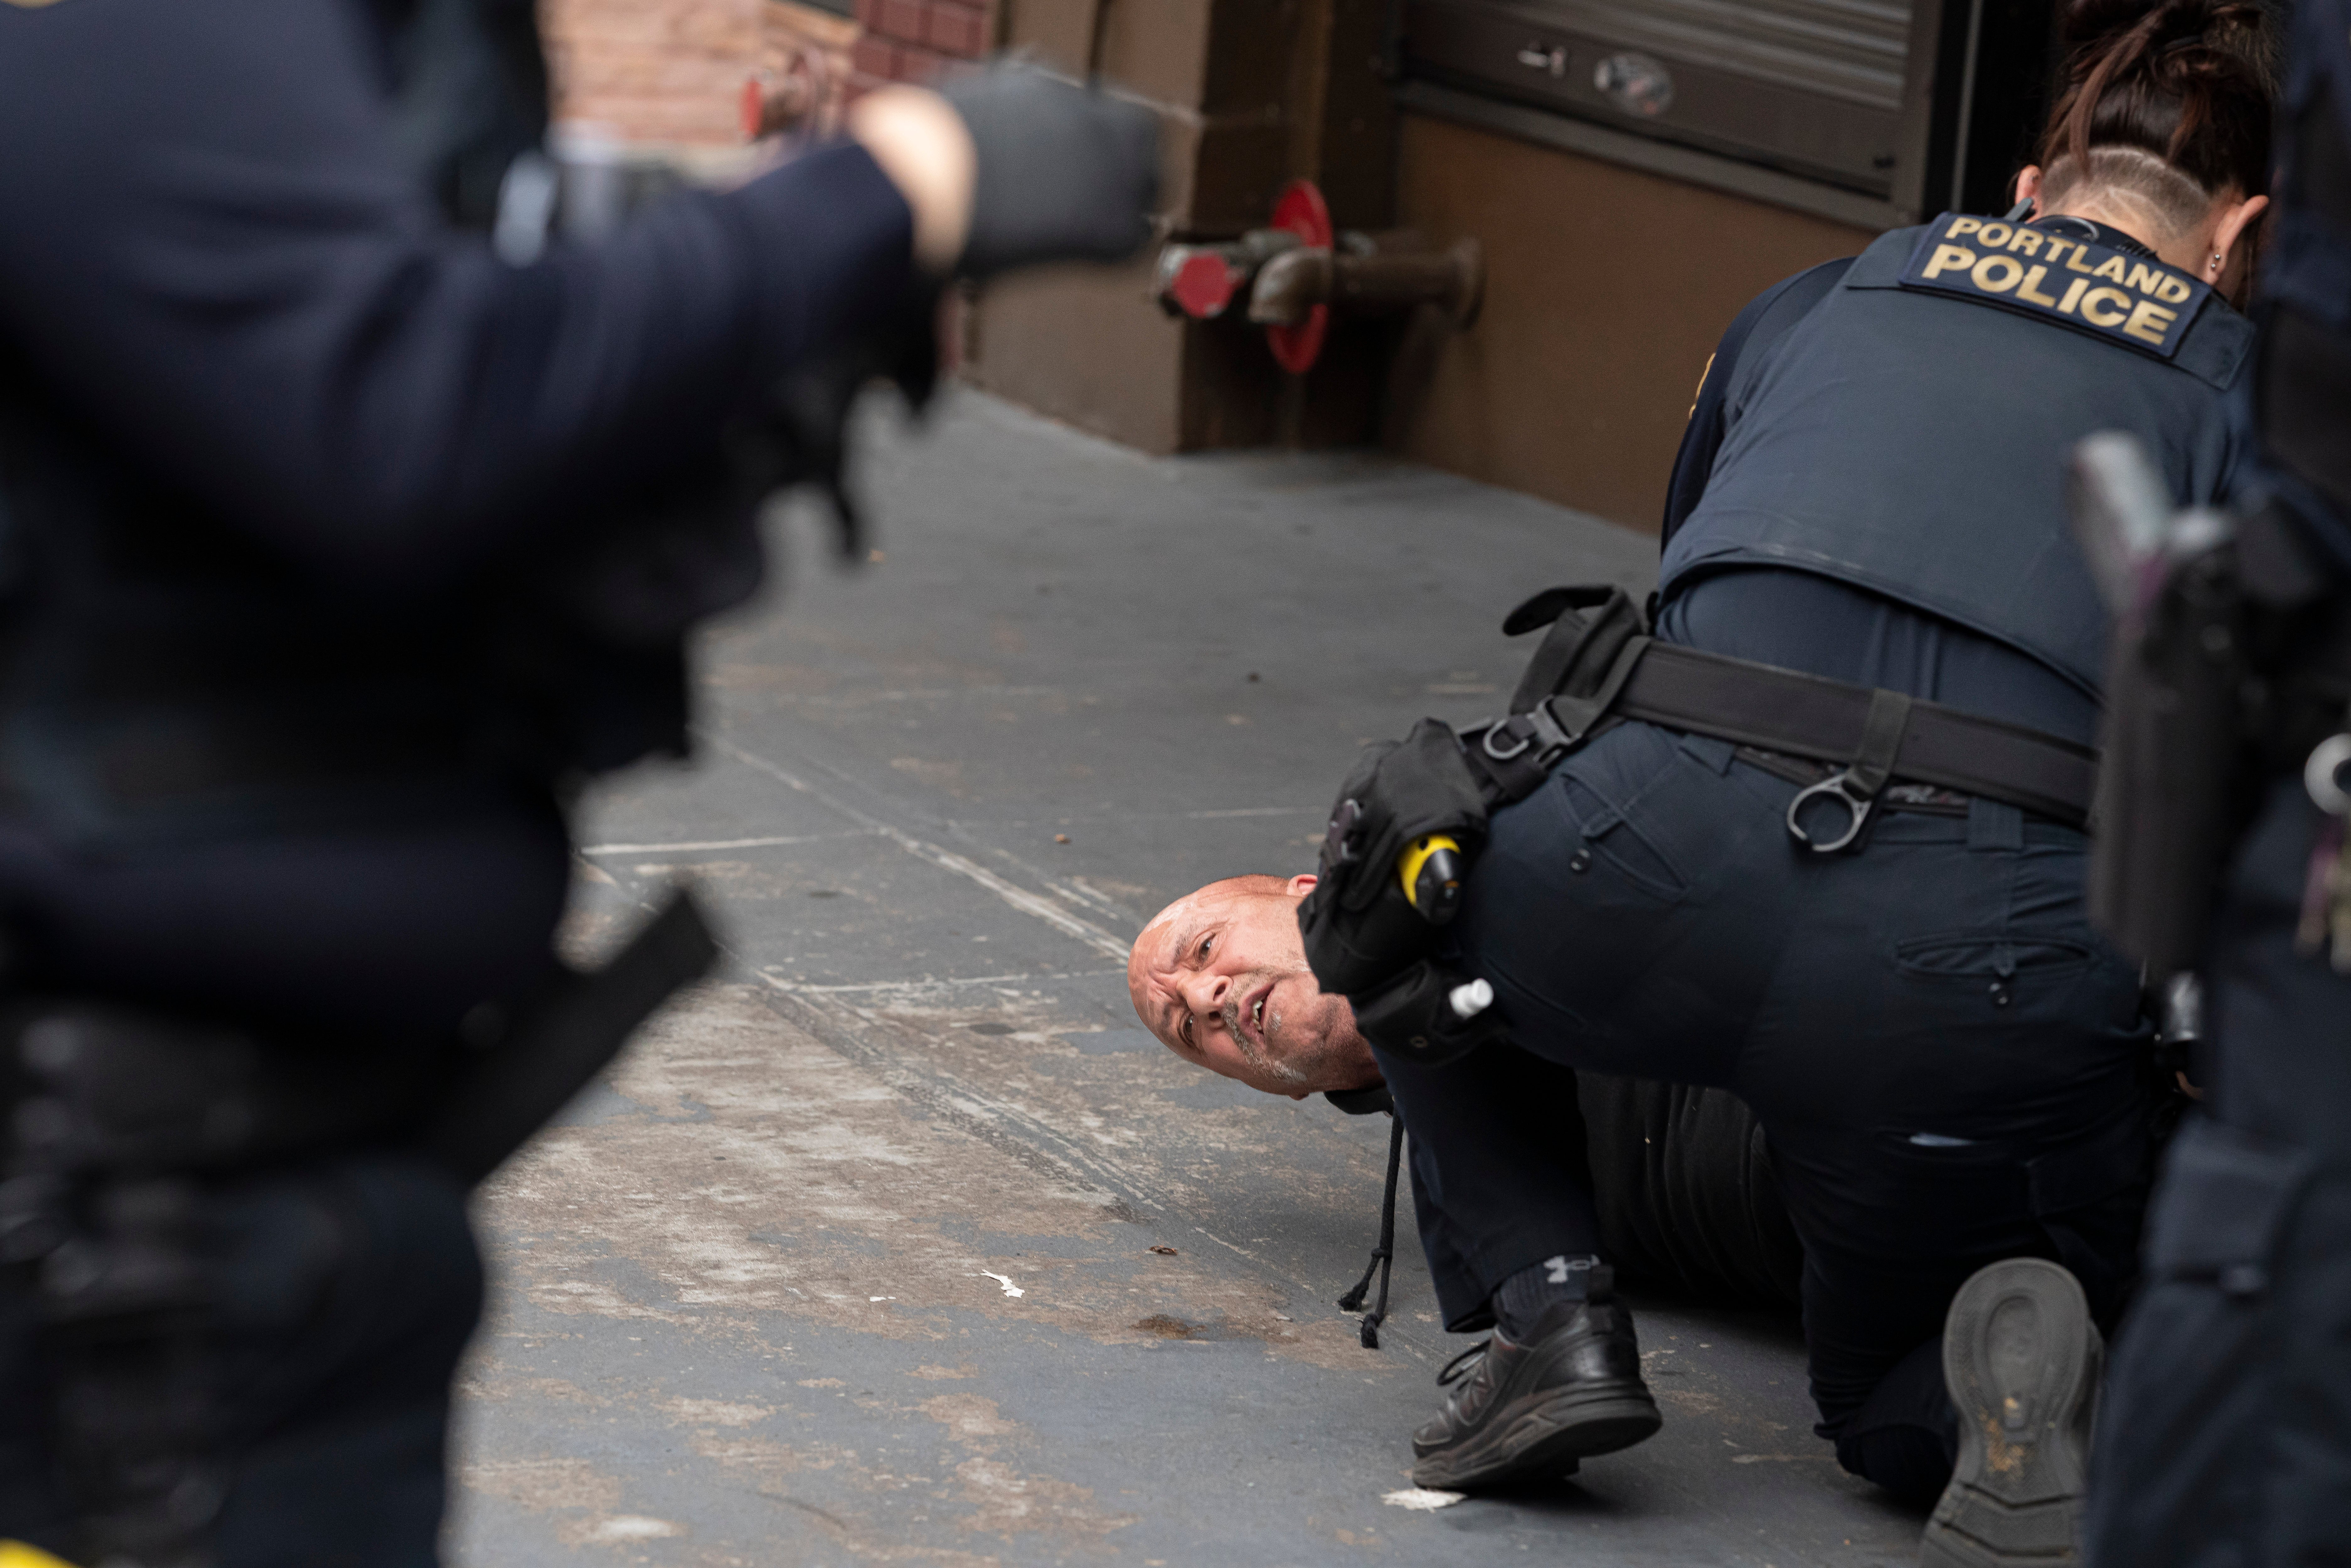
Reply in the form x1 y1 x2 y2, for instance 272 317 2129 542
1169 252 1241 319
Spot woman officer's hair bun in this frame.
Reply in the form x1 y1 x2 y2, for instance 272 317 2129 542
2034 0 2273 233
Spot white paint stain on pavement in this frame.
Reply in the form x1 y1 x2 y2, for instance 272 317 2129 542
1381 1488 1466 1511
979 1271 1025 1298
584 1516 682 1541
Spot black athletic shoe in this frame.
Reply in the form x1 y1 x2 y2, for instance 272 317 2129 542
1408 1293 1662 1491
1921 1258 2103 1567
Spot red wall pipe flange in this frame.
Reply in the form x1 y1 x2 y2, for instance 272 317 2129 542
1151 179 1481 379
1262 180 1332 375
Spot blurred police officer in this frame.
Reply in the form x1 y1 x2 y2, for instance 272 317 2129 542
0 1 1155 1563
1281 0 2271 1555
2084 2 2351 1562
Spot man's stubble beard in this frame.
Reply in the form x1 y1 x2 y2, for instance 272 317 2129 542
1221 965 1355 1089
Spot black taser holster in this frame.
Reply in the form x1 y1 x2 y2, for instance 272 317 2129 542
1296 716 1499 1068
1296 585 1649 1068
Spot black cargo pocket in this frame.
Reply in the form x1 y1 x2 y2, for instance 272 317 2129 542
1893 930 2094 1010
1557 775 1688 902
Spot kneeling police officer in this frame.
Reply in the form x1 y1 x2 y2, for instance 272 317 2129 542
0 0 1156 1562
1281 0 2269 1556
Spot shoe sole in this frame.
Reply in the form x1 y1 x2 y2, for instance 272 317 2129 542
1921 1259 2101 1567
1410 1383 1662 1491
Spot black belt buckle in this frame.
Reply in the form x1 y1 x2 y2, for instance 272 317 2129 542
1786 768 1876 854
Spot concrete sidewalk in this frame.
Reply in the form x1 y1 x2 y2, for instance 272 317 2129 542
449 390 1925 1566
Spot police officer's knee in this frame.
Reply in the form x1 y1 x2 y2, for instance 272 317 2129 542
1827 1337 1958 1509
1836 1423 1956 1511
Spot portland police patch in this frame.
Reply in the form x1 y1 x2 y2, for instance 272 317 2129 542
1897 213 2212 360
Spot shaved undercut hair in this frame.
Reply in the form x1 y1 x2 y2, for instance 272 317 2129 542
2039 146 2220 241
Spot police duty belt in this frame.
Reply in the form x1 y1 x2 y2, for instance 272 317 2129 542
1466 586 2099 850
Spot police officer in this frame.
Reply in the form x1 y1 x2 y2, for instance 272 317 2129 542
2084 2 2351 1561
1321 0 2272 1553
0 0 1155 1562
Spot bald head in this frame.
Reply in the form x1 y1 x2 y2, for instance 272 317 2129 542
1126 873 1379 1098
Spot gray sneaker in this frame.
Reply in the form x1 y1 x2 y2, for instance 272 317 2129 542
1921 1258 2104 1567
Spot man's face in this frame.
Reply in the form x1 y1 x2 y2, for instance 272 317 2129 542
1126 874 1380 1098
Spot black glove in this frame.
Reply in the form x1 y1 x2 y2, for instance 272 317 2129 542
935 64 1160 279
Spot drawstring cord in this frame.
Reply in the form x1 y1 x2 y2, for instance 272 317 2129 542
1337 1112 1405 1348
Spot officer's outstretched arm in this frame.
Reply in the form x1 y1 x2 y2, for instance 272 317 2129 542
848 71 1158 281
0 1 1153 595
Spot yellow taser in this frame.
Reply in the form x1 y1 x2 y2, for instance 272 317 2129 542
1397 834 1465 924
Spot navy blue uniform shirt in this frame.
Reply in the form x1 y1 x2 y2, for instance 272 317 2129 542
0 0 919 1030
0 0 915 594
1656 216 2252 745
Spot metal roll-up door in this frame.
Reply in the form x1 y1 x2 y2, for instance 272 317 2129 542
1400 0 1955 218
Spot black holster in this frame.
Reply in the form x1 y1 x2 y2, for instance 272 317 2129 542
1296 584 1646 1068
2089 504 2351 976
2088 545 2259 976
1296 719 1497 1067
0 889 718 1567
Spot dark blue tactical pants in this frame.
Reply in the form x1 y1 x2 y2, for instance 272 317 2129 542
0 1156 483 1567
1373 719 2154 1503
2086 780 2351 1565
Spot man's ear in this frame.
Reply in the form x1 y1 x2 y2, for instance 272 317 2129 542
1285 873 1318 897
2014 165 2042 210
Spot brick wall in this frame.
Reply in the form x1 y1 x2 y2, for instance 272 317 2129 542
542 0 764 146
543 0 879 148
849 0 995 89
